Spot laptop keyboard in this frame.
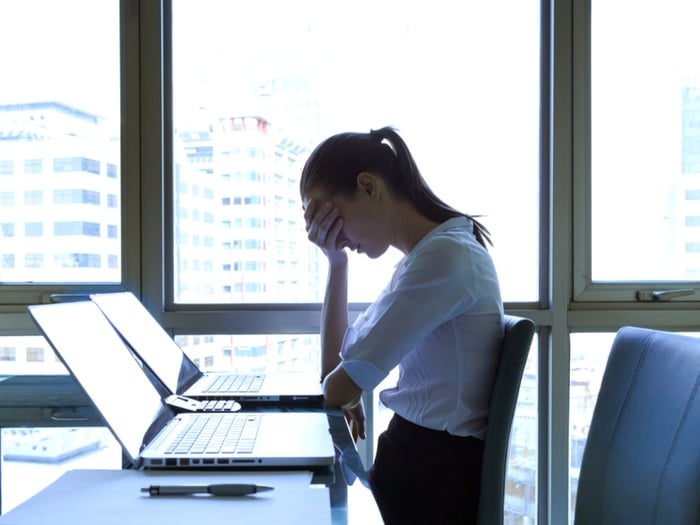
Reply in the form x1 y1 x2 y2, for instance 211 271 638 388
166 414 261 455
204 374 265 393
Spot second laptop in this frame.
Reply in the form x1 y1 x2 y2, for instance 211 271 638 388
90 292 324 408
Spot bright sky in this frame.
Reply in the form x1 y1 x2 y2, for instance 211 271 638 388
0 1 120 120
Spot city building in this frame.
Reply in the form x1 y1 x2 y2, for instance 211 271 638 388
0 102 320 376
680 78 700 279
0 102 120 284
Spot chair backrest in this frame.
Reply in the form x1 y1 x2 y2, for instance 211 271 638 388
574 326 700 525
477 315 536 525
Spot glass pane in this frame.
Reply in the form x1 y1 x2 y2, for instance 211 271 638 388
0 339 120 514
0 336 67 376
0 0 121 284
173 334 321 376
569 332 614 524
591 0 700 281
1 427 121 514
171 0 540 303
505 336 538 524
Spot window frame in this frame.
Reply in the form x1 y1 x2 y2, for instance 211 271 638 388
571 0 700 309
0 0 138 335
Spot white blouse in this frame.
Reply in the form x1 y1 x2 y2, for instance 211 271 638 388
340 216 503 438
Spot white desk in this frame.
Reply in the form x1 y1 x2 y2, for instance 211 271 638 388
0 469 329 525
0 467 383 525
0 377 383 524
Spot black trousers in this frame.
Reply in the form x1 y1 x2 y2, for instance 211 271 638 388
368 414 484 525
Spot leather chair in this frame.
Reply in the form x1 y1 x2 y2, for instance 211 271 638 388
477 315 536 525
574 326 700 525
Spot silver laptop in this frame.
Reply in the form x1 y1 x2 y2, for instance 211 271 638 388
89 292 324 407
28 301 335 469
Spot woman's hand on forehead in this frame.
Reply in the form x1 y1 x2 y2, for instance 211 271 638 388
304 199 347 258
303 199 334 231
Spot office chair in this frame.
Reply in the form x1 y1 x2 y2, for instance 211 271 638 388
574 326 700 525
477 315 536 525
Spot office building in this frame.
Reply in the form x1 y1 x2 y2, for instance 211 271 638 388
0 102 120 284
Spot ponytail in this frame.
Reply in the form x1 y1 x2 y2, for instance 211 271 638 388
368 127 492 249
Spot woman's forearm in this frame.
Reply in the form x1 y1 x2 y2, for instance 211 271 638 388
320 253 349 379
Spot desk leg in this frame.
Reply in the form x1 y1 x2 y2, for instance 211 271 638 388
328 414 349 508
0 430 3 515
329 446 348 508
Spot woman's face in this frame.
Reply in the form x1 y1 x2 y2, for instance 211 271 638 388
305 174 392 259
332 195 390 259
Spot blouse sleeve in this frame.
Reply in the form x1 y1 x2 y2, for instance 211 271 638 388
341 236 488 391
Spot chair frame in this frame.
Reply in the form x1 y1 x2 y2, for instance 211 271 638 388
477 315 536 525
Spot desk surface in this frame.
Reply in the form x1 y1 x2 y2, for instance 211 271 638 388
0 375 383 524
0 469 328 525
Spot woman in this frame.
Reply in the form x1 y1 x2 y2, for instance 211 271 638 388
302 126 503 524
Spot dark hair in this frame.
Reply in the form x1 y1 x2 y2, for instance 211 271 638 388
300 126 492 249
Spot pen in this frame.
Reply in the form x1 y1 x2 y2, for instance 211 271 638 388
141 484 274 496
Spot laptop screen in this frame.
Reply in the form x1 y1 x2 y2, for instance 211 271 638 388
28 301 165 462
90 292 201 393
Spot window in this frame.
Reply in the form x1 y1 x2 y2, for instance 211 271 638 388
568 333 615 520
0 160 14 175
24 223 43 237
54 222 101 237
580 0 700 288
170 0 541 305
53 157 101 175
24 254 43 269
54 190 101 205
26 347 45 362
0 192 14 206
54 253 101 268
168 1 541 522
23 159 43 174
0 0 121 511
4 1 694 523
23 190 43 205
568 0 700 522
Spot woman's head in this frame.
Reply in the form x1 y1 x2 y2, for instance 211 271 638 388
300 128 397 201
300 126 492 249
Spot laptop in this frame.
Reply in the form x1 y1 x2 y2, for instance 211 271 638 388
28 301 335 469
89 292 324 407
